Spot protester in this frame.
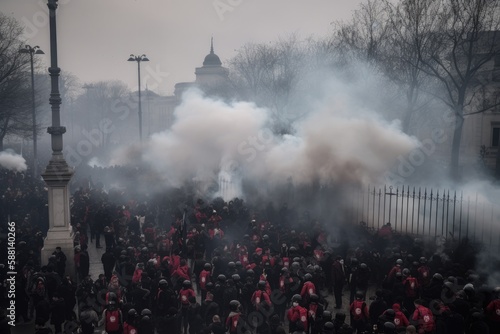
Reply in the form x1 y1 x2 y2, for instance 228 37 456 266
1 164 500 334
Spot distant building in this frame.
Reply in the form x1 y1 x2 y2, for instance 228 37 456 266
460 32 500 174
175 38 230 99
146 38 231 133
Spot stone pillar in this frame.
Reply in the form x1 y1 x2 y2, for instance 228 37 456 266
41 154 74 279
41 0 76 280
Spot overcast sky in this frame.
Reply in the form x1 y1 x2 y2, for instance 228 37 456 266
3 0 364 95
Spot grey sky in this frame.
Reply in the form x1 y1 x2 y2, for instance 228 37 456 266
3 0 364 95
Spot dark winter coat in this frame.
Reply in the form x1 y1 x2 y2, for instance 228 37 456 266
50 298 66 325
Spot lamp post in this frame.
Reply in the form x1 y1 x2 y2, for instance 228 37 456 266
19 45 44 177
40 0 75 280
128 54 149 143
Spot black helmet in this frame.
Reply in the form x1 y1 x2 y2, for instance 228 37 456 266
235 261 242 267
228 261 236 269
471 312 483 320
384 322 396 332
205 282 214 291
384 309 395 319
402 268 410 276
444 281 455 290
322 310 332 321
142 247 148 253
246 269 254 277
204 263 212 270
183 280 192 288
217 274 226 283
324 322 334 330
229 300 240 311
334 312 346 322
419 256 427 264
351 258 359 266
141 308 152 316
360 263 368 269
263 234 269 241
463 283 475 294
281 267 289 273
355 291 363 299
107 292 117 302
292 294 302 302
396 259 403 265
258 280 266 290
309 293 319 303
304 273 313 281
232 274 241 282
128 309 138 317
159 279 168 287
141 315 151 322
433 273 444 281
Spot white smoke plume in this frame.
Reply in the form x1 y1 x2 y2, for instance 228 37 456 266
0 150 27 172
110 87 419 199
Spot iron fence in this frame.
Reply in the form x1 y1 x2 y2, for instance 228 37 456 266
348 185 500 252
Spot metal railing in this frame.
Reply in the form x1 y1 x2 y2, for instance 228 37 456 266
347 185 500 252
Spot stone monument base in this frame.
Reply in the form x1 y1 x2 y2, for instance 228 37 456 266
41 225 75 280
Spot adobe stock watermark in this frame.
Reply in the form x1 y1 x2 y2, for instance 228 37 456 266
385 128 448 186
385 108 462 186
219 127 274 175
213 0 245 21
21 0 73 39
64 64 169 169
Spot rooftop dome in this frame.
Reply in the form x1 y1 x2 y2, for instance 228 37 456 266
203 38 222 66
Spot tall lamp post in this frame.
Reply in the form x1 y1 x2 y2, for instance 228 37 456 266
128 54 149 143
19 45 44 177
41 0 75 279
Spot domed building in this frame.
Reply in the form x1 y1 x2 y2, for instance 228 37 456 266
142 39 233 134
174 38 230 98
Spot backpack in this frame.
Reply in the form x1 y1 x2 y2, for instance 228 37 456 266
227 314 240 334
351 300 366 321
296 307 308 329
105 309 121 332
253 290 269 310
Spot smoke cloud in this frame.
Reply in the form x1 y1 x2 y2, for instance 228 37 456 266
0 150 27 172
110 86 419 199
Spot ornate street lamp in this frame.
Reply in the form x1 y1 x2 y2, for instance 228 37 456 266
19 45 44 177
41 0 75 279
128 54 149 143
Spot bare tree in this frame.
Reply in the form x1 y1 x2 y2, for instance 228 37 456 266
229 35 307 134
380 0 443 134
333 0 392 63
0 13 33 150
416 0 500 179
72 80 130 148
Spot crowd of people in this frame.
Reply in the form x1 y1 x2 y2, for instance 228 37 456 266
1 166 500 334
